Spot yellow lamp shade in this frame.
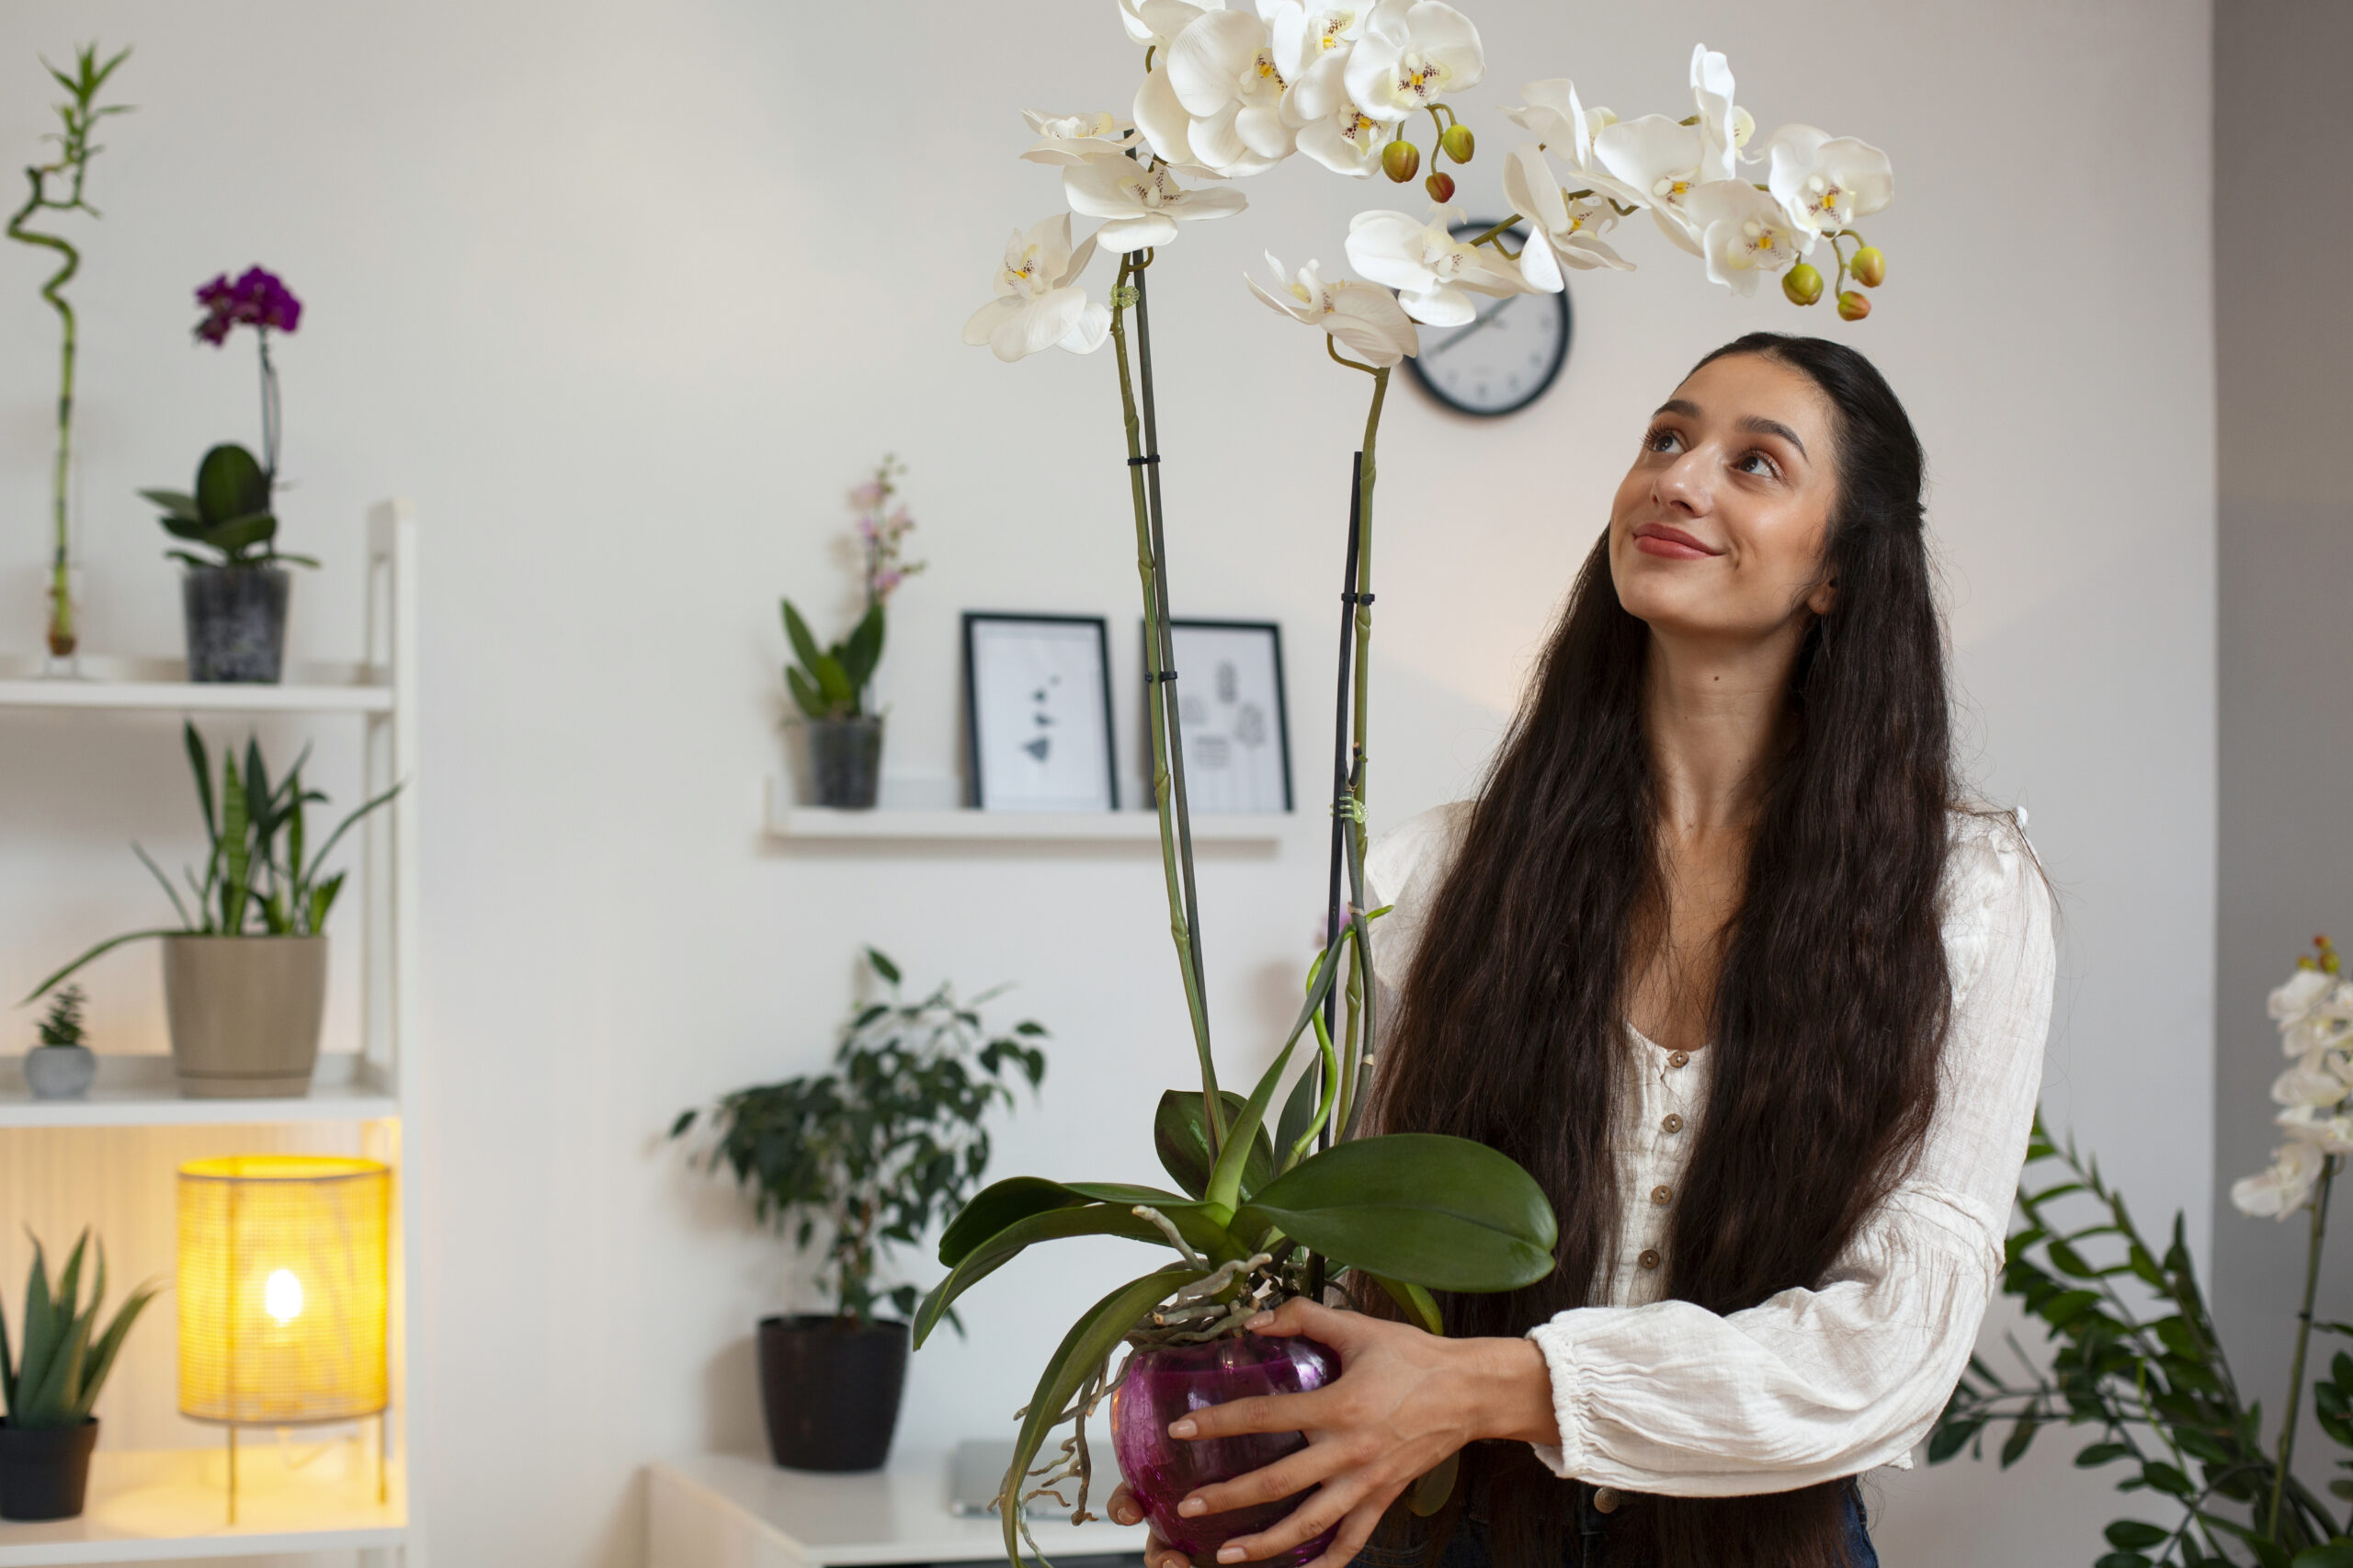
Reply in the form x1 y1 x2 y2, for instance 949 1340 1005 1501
176 1155 391 1426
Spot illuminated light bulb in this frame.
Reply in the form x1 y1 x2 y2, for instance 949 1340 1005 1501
265 1267 304 1324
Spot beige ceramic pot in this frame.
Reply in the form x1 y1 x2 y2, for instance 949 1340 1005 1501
161 935 327 1098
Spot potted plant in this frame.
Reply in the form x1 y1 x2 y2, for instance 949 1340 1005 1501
672 947 1046 1471
783 455 925 809
21 722 397 1097
142 267 312 683
6 41 131 667
0 1230 157 1521
23 983 95 1101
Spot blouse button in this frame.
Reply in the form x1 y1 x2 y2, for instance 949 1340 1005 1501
1651 1184 1672 1206
1637 1248 1661 1270
1667 1050 1690 1069
1661 1113 1684 1133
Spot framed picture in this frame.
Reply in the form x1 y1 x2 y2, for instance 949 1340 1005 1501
963 612 1120 812
1153 619 1293 814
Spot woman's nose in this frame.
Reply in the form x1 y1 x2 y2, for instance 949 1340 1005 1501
1653 449 1712 516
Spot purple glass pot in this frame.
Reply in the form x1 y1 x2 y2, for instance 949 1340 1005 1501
1110 1333 1342 1568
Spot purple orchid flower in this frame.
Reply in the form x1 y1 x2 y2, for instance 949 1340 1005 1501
194 266 301 347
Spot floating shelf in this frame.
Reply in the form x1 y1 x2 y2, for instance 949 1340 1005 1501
766 780 1291 846
0 656 392 715
0 1054 398 1131
0 1446 404 1565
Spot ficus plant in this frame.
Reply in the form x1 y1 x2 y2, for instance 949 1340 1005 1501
672 948 1049 1328
21 721 401 1005
0 1230 157 1430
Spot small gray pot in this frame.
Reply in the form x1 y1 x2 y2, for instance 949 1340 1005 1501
182 566 290 684
23 1045 96 1101
807 718 883 810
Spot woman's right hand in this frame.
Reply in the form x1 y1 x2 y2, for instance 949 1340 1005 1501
1108 1481 1188 1568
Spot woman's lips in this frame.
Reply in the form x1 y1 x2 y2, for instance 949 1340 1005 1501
1631 523 1718 560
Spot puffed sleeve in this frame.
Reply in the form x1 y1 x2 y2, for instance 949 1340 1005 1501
1523 812 2056 1494
1361 801 1473 1007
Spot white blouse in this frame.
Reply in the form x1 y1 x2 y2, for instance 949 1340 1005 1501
1363 802 2056 1497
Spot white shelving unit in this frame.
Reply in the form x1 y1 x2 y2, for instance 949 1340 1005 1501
0 501 424 1568
764 778 1292 846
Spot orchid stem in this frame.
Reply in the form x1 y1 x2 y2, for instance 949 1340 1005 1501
1333 367 1388 1141
1466 216 1518 250
2269 1157 2336 1539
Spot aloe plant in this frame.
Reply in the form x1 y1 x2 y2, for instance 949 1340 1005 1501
20 721 400 1004
0 1230 156 1429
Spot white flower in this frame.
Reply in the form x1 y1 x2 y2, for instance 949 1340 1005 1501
1021 110 1142 166
1688 44 1751 184
2233 1140 2325 1220
1503 142 1631 287
1166 6 1297 170
1288 5 1367 123
1593 114 1711 254
1246 251 1418 365
1344 205 1529 325
2271 966 2336 1023
1063 153 1246 250
1298 101 1386 176
1343 0 1483 123
2274 1048 2353 1107
1684 179 1803 295
1504 81 1644 210
2279 1105 2353 1155
1123 0 1211 166
962 214 1109 363
1763 125 1893 246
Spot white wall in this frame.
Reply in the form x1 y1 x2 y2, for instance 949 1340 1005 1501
0 2 2213 1563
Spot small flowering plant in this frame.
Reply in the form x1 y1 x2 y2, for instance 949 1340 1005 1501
782 456 926 722
1929 938 2353 1567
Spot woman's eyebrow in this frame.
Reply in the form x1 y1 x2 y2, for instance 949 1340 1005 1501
1654 398 1702 419
1737 415 1808 459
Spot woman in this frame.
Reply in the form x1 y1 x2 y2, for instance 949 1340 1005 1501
1105 333 2055 1568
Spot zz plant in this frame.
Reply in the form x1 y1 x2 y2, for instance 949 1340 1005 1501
1 1231 156 1430
673 948 1049 1327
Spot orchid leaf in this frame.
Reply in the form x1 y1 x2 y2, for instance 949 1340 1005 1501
842 604 885 689
1235 1133 1558 1291
1203 937 1347 1212
139 488 201 520
782 599 827 681
1274 1049 1325 1173
1155 1090 1270 1200
194 443 268 525
785 666 828 719
914 1203 1176 1348
1366 1273 1443 1335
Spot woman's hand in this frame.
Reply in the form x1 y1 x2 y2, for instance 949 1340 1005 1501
1110 1297 1558 1568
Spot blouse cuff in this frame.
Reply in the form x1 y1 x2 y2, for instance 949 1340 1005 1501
1523 1320 1588 1480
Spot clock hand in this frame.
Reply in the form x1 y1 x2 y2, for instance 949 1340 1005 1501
1423 297 1518 359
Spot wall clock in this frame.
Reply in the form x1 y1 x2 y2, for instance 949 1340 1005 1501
1404 219 1573 418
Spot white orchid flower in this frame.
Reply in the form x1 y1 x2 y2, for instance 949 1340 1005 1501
1298 101 1386 176
1166 6 1297 170
1593 114 1710 254
962 214 1109 363
1344 205 1529 326
2279 1104 2353 1155
1343 0 1483 123
1123 0 1211 166
2273 1051 2353 1108
1684 179 1804 296
1503 142 1631 288
1688 44 1751 183
2233 1140 2326 1220
1063 153 1247 250
2273 966 2337 1023
1288 6 1367 124
1022 110 1142 167
1505 81 1643 210
1763 125 1893 246
1246 251 1418 366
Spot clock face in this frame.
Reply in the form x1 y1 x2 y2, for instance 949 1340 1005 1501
1404 221 1573 418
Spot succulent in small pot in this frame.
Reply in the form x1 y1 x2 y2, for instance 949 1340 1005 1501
0 1230 158 1520
24 983 96 1101
674 948 1048 1471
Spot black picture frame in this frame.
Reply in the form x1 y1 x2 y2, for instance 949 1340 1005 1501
1404 218 1574 419
1148 618 1294 814
962 611 1120 812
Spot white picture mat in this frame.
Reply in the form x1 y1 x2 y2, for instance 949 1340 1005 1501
1168 622 1290 814
968 619 1115 812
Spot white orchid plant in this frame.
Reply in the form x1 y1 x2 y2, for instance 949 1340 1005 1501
948 6 1898 1563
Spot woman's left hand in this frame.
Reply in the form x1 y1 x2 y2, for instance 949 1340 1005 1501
1163 1297 1557 1568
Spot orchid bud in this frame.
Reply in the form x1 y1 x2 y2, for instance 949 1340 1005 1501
1440 123 1475 164
1425 171 1456 203
1781 264 1824 306
1836 290 1871 322
1381 140 1420 183
1850 246 1887 288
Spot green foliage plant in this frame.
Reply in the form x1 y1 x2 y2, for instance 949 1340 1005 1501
6 41 131 658
672 948 1050 1327
20 722 401 1004
0 1230 157 1430
34 985 85 1049
141 442 316 571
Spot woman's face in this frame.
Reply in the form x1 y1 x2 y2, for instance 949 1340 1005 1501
1608 352 1841 648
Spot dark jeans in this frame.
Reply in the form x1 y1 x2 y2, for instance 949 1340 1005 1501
1351 1483 1879 1568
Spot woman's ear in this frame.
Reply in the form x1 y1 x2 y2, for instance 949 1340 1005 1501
1805 573 1837 618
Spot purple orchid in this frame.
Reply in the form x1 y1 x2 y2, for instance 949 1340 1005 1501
194 266 301 346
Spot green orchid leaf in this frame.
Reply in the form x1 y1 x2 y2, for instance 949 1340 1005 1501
1365 1273 1443 1335
1205 929 1349 1211
843 604 885 689
781 599 826 677
1274 1051 1324 1173
914 1204 1172 1349
139 487 201 520
1155 1090 1271 1200
203 512 278 558
785 666 828 719
812 651 857 708
195 443 270 526
1001 1267 1201 1568
939 1176 1089 1267
1407 1451 1459 1517
1235 1133 1558 1291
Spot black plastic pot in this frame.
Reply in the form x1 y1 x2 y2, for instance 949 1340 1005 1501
806 718 883 809
756 1314 909 1471
182 566 290 684
0 1417 99 1521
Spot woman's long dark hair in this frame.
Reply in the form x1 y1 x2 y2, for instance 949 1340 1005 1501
1370 334 1952 1568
